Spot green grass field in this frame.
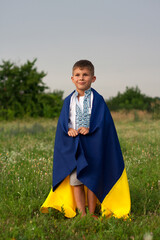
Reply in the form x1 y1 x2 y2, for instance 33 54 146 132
0 117 160 240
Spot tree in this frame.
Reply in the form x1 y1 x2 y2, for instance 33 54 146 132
106 86 152 111
0 59 48 118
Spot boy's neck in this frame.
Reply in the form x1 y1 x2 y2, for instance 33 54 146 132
77 90 85 97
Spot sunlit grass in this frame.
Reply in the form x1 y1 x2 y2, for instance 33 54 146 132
0 118 160 239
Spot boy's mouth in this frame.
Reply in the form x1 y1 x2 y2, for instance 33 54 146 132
78 82 86 85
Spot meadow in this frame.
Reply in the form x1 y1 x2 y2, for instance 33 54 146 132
0 112 160 240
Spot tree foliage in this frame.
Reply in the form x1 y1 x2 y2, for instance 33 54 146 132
106 86 155 111
1 59 159 120
0 59 63 119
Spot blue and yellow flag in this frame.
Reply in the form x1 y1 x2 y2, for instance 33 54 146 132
41 88 131 218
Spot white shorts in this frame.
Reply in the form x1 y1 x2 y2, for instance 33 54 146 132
69 169 83 186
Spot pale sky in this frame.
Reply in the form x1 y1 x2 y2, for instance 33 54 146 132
0 0 160 99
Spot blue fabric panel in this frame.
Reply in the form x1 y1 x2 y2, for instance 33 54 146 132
52 88 124 203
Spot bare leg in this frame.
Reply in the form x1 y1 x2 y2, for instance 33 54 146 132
87 188 97 215
73 185 86 217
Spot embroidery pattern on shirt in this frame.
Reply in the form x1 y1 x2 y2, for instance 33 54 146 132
75 88 91 130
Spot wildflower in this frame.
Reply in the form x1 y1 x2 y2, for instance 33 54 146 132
143 232 153 240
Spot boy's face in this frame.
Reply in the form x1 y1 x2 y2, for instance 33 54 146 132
71 67 96 94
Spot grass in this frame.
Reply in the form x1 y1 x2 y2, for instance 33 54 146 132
0 117 160 240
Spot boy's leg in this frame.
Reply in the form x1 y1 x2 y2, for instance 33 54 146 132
87 188 97 214
73 184 86 216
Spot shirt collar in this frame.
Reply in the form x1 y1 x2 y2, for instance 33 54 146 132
75 88 91 98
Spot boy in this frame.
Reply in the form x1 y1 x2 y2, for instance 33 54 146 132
41 60 131 219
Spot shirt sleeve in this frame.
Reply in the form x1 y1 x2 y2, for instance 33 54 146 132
68 93 75 129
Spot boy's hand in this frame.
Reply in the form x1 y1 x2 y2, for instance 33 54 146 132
78 127 89 135
68 128 78 137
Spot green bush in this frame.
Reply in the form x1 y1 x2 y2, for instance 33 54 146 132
106 86 153 111
0 108 15 120
11 101 24 118
151 98 160 119
0 59 64 119
38 91 64 118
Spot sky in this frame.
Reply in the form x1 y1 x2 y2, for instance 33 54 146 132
0 0 160 99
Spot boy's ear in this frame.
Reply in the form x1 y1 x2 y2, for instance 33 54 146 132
71 76 74 83
92 76 96 83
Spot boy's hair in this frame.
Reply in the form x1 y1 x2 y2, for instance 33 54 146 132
72 60 95 76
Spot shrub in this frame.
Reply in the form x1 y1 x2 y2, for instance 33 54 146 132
0 59 64 119
106 86 153 111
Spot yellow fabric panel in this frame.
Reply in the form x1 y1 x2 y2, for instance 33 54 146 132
40 168 131 219
101 168 131 218
40 176 77 218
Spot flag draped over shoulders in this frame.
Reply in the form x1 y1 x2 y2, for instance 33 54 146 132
40 88 131 218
